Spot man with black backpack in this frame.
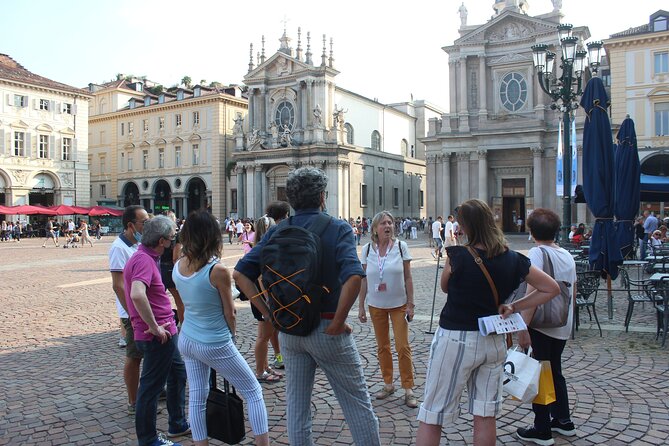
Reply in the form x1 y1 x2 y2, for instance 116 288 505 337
233 167 381 446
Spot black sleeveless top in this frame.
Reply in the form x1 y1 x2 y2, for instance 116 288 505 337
439 245 531 331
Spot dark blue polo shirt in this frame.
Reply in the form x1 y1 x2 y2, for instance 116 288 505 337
234 209 365 313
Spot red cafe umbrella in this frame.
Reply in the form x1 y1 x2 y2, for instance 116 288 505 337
51 204 91 215
26 204 58 215
71 205 91 214
89 205 123 217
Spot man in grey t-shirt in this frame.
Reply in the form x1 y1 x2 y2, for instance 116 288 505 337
641 211 659 259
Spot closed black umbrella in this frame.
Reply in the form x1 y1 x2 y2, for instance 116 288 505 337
614 117 640 260
581 76 622 280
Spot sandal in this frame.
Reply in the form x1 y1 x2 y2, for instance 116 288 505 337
256 371 281 383
265 367 283 378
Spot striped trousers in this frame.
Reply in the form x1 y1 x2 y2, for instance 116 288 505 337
280 319 381 446
178 335 268 441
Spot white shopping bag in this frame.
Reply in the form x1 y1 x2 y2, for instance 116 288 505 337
503 348 540 403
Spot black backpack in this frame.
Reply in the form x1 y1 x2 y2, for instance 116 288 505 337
260 213 332 336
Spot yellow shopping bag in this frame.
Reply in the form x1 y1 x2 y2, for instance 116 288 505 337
532 361 556 405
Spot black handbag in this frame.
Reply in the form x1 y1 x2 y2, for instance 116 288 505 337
206 369 246 444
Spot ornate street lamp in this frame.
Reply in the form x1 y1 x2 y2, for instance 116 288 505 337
531 23 603 241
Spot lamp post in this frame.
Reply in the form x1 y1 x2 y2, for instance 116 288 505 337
531 24 603 241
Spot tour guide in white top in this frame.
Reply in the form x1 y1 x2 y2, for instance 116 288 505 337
233 167 381 446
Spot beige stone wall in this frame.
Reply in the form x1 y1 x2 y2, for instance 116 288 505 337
89 91 247 218
0 82 91 207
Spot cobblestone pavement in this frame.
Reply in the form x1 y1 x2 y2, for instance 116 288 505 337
1 234 668 445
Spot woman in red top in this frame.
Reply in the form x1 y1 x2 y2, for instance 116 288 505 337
571 227 585 245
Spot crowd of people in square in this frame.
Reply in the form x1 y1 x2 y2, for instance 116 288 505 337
106 166 578 446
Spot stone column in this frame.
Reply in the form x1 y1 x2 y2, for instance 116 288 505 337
236 165 246 217
306 80 313 127
262 87 270 134
297 84 303 130
426 155 436 218
248 89 255 131
531 147 544 209
478 149 488 203
441 152 451 216
456 152 470 205
254 165 264 218
246 165 256 218
458 57 470 132
342 161 350 219
478 54 487 118
325 160 338 214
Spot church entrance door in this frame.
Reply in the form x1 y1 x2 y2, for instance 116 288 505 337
502 178 526 233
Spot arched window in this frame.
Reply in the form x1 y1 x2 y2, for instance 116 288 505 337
344 123 354 144
274 101 295 131
371 130 381 150
401 139 408 157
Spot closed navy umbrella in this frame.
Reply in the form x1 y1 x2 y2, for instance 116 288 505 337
614 117 641 259
581 76 622 280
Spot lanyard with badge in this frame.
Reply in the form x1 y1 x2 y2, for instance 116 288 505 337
375 241 393 292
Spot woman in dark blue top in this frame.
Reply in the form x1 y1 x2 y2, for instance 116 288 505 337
416 199 559 446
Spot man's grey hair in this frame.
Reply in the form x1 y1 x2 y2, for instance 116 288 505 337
286 167 328 210
141 215 176 248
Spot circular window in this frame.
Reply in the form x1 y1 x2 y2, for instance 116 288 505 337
499 72 527 112
175 178 182 188
142 180 149 190
274 101 295 131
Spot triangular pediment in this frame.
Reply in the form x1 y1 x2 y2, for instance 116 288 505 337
140 140 150 147
11 120 29 129
454 11 559 46
59 127 75 135
36 123 54 132
171 136 184 144
245 51 339 82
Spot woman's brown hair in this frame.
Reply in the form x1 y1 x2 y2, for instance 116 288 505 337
179 210 223 271
458 199 507 258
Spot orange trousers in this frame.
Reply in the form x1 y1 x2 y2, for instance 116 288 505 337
369 304 414 389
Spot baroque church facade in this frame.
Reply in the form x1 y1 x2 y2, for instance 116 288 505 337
424 0 592 232
231 30 441 220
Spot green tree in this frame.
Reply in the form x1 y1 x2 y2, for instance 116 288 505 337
181 76 192 88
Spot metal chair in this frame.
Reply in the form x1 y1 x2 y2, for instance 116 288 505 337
573 271 602 338
653 278 669 347
619 268 658 332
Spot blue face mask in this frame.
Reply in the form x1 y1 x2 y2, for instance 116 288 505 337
134 231 142 243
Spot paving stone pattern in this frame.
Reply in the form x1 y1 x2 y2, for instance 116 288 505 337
0 235 667 445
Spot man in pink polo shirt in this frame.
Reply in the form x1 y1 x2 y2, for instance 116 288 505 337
124 215 189 446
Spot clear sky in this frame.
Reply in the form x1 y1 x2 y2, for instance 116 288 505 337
1 0 666 111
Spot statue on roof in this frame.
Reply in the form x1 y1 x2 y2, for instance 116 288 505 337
551 0 562 11
233 114 244 136
458 3 468 27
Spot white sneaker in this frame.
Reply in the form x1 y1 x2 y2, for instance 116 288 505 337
118 338 127 348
